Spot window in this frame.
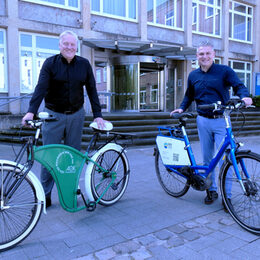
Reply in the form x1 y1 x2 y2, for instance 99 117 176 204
150 85 158 103
0 29 7 92
20 33 60 93
191 57 221 69
103 67 107 82
192 0 221 36
21 0 80 11
91 0 137 20
229 1 253 43
228 60 252 93
96 69 101 83
147 0 184 29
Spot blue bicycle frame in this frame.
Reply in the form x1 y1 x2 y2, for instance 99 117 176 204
157 111 249 187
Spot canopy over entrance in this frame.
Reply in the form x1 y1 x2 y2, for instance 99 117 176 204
82 39 196 60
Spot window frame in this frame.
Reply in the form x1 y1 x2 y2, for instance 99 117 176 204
229 1 253 43
147 0 184 31
19 32 61 93
0 29 8 93
91 0 138 22
21 0 80 12
228 59 252 93
192 0 222 37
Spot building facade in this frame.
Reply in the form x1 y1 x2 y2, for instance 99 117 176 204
0 0 259 114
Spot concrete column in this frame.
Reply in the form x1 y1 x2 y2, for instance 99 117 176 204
222 0 229 65
138 0 147 41
185 0 193 47
6 0 20 114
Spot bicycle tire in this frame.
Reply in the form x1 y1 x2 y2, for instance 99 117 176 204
155 148 190 197
0 163 43 251
91 149 129 206
220 151 260 234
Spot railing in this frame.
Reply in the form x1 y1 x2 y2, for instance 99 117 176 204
0 92 112 114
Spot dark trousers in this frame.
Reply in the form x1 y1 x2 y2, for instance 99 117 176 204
41 107 85 198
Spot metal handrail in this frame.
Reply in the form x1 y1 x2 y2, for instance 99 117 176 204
0 93 33 108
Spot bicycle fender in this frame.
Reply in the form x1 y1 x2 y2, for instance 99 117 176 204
84 143 125 202
0 160 46 214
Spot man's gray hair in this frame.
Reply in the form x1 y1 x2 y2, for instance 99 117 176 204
197 41 214 52
59 30 78 43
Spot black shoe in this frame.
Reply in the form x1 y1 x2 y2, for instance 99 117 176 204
222 198 232 213
204 190 218 205
46 197 52 208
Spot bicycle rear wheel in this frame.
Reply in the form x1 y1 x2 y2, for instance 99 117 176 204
91 149 129 206
155 148 190 197
0 163 43 251
220 151 260 234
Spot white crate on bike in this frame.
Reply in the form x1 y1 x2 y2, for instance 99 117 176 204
156 136 191 166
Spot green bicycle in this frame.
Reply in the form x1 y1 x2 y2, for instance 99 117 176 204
0 112 131 251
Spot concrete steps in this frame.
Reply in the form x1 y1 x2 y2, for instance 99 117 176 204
0 110 259 148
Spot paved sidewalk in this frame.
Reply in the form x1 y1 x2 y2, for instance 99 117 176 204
0 136 260 260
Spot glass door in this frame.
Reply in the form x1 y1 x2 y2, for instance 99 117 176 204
139 62 163 111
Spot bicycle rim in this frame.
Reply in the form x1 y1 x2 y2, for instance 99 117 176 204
91 149 129 206
0 164 43 251
155 149 189 197
220 152 260 234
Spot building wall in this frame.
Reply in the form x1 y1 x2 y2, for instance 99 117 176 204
0 0 259 114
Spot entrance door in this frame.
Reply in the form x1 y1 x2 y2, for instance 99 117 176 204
139 62 164 111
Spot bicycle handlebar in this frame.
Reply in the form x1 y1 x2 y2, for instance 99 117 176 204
197 99 247 111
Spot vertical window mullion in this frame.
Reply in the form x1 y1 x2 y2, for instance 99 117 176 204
126 0 129 19
100 0 104 15
153 0 156 23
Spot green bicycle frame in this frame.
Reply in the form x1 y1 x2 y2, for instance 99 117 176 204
33 144 115 212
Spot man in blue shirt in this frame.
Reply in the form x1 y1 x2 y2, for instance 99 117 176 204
171 41 252 206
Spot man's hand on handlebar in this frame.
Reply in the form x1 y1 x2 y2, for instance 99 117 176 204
22 112 34 126
242 97 253 107
170 108 183 117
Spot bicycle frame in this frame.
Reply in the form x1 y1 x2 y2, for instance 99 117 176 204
33 144 117 213
160 112 249 186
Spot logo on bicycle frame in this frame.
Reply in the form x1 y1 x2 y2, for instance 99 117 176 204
55 151 76 174
164 142 172 149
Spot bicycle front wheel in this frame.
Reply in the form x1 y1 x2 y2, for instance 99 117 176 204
155 148 190 197
220 151 260 234
0 163 43 252
91 149 130 206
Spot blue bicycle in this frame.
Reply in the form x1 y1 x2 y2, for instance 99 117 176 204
155 99 260 234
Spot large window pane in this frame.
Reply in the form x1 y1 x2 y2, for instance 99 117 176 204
0 30 7 92
229 1 253 42
36 36 59 50
104 0 125 17
21 0 79 9
91 0 100 11
92 0 136 20
21 34 32 47
192 0 221 36
20 33 60 93
21 51 33 92
148 0 183 29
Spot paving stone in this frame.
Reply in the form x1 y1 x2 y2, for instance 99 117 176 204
73 253 96 260
113 241 141 254
169 245 202 259
95 247 117 259
153 229 174 240
167 237 185 248
182 220 200 229
130 246 152 259
192 226 213 235
148 245 179 260
212 236 248 253
219 217 235 226
194 216 211 225
134 234 157 246
179 230 200 241
167 224 187 234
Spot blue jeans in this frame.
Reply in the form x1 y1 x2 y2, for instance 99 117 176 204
41 107 85 198
196 115 227 192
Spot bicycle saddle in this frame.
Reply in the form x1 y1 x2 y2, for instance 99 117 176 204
89 121 113 131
